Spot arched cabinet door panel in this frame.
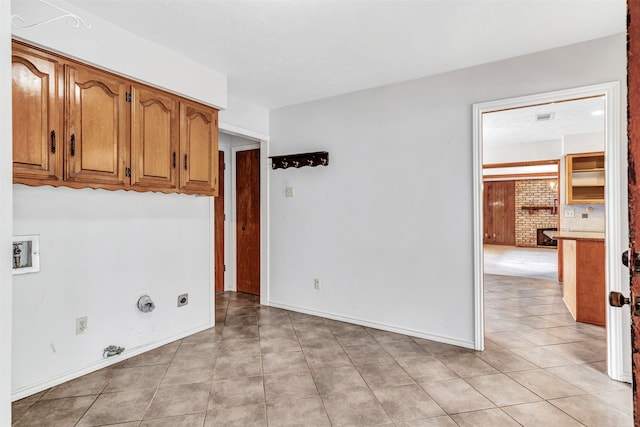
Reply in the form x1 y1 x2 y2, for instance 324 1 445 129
180 101 218 196
66 63 128 185
12 45 62 182
131 86 179 190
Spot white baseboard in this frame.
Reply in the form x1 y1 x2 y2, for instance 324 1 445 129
268 300 475 350
11 322 213 401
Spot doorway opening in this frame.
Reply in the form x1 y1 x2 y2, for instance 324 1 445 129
216 132 263 299
473 82 630 383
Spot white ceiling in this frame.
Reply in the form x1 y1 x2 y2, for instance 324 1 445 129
483 96 605 146
67 0 625 109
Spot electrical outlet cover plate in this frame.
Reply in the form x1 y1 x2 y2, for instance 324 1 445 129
76 316 88 335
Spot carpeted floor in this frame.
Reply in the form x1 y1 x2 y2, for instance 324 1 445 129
484 244 558 281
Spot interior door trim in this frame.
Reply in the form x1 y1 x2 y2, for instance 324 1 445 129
219 123 270 307
471 82 627 382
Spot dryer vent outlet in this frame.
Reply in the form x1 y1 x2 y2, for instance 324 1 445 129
177 293 188 307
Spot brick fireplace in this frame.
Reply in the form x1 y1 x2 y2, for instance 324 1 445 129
515 179 558 247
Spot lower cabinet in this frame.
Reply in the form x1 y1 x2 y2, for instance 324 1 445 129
561 238 605 326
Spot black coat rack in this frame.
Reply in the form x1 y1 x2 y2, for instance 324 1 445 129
270 151 329 170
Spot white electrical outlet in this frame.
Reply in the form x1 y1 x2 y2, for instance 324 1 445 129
564 209 575 218
285 186 294 198
314 279 320 290
76 317 88 335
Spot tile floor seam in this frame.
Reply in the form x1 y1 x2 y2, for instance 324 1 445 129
500 399 587 426
71 376 112 427
540 365 608 396
546 395 628 426
68 395 98 427
334 327 398 396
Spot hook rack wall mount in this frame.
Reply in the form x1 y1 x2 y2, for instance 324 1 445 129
270 151 329 170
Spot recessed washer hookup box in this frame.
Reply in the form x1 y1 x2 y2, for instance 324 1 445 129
13 235 40 275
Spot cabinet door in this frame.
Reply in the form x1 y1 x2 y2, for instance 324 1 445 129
131 86 178 191
66 64 128 185
12 45 62 182
179 102 218 196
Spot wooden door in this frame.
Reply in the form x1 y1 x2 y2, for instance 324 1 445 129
131 86 178 191
236 149 260 295
627 0 640 419
215 151 225 293
66 64 128 185
483 181 515 245
180 101 218 196
12 44 62 182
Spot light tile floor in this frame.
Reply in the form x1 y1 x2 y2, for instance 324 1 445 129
12 275 633 426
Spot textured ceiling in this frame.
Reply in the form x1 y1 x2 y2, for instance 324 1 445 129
67 0 625 109
483 97 605 146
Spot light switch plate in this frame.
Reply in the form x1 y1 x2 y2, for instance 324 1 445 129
285 186 294 198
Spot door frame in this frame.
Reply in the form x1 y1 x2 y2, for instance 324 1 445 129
218 123 269 306
214 150 226 294
1 2 13 423
472 81 628 381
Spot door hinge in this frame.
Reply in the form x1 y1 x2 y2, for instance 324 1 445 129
622 249 640 273
224 162 226 170
224 264 226 272
224 214 226 221
125 92 131 102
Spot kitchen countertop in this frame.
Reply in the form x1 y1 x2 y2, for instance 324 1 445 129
543 230 605 242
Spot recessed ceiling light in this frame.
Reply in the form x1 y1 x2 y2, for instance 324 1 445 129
535 112 554 122
591 110 604 116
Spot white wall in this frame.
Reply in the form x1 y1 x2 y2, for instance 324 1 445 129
9 0 220 399
563 131 604 154
484 139 562 164
1 0 14 422
483 132 604 165
12 186 213 397
11 0 227 109
220 95 270 137
269 34 626 347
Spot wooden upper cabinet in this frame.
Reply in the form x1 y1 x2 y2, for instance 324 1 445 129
11 41 219 195
12 44 62 182
131 86 179 190
180 101 218 196
66 63 128 185
566 152 605 204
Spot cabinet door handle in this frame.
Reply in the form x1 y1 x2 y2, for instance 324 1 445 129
70 133 76 156
50 130 56 153
184 154 188 170
173 152 176 169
